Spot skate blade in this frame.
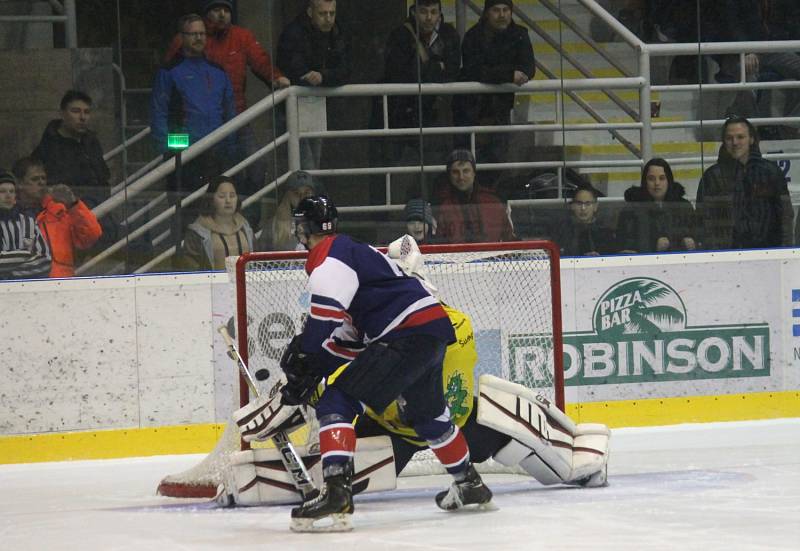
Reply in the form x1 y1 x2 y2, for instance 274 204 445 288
443 500 498 513
290 513 353 533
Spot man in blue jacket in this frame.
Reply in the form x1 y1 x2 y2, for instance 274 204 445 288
150 13 236 247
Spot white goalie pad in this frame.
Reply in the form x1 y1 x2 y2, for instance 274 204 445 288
221 436 397 506
477 374 610 486
233 387 307 443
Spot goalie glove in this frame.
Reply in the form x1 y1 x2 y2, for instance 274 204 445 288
234 382 309 442
280 335 322 406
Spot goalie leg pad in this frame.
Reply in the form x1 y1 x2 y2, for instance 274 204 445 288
222 436 397 506
476 374 610 486
233 389 307 443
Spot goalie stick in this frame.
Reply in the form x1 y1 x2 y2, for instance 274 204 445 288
217 326 318 500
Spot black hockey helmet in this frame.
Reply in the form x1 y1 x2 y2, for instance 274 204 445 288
292 195 338 240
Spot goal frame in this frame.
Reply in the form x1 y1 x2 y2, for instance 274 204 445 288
234 240 564 412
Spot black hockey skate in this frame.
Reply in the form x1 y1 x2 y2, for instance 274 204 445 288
290 463 354 532
435 464 494 511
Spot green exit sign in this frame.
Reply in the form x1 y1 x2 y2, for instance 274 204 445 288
167 133 190 150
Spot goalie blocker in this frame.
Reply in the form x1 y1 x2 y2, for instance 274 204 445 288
220 375 609 505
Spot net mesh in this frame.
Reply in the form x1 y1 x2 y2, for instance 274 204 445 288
240 248 559 403
157 244 560 496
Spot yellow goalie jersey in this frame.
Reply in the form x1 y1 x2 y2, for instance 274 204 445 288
363 304 477 445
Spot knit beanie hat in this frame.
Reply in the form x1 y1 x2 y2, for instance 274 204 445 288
202 0 233 14
404 198 433 224
445 149 477 172
0 170 16 186
285 170 326 195
484 0 513 12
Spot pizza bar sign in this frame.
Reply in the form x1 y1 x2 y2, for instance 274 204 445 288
509 277 771 386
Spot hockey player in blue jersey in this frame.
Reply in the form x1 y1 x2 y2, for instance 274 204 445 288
279 195 493 531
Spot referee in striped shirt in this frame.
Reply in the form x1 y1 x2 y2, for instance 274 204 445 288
0 170 50 280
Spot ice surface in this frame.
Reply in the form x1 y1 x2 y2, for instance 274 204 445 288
1 419 798 550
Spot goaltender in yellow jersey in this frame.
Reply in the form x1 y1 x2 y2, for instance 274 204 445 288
321 304 476 446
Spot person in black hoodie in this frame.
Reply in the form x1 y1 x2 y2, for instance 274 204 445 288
32 90 110 208
616 158 698 254
453 0 534 166
696 116 793 250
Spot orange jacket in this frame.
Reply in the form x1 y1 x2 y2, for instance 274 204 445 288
37 195 102 278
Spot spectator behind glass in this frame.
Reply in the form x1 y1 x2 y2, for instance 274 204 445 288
257 170 325 251
12 157 102 278
150 13 236 162
616 158 698 254
276 0 351 169
181 176 254 271
696 116 793 250
434 149 516 244
151 13 236 246
0 170 51 280
453 0 535 168
163 1 290 199
32 90 111 207
404 198 436 244
550 184 615 257
382 0 460 130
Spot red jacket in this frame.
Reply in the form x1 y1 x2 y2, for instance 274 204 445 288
166 22 285 113
37 195 102 278
435 184 516 244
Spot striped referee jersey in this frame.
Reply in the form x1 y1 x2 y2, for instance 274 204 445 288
0 207 51 280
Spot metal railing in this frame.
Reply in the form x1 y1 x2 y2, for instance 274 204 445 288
0 0 77 48
81 0 800 275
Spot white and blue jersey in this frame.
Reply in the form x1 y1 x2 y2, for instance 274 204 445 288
301 234 455 375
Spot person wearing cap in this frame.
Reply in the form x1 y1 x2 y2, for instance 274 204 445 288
434 149 516 244
382 0 461 129
11 156 102 278
404 198 436 244
257 170 326 251
0 170 51 280
453 0 535 165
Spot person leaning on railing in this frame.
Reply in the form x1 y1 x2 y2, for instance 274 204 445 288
453 0 535 169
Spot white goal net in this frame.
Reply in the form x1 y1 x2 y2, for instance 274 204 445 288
157 241 563 497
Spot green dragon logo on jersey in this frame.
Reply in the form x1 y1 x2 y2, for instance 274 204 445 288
444 373 469 419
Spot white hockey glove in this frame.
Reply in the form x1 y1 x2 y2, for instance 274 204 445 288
233 382 308 443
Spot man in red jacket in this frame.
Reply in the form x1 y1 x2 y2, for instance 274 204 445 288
434 149 516 244
164 1 290 199
12 157 102 278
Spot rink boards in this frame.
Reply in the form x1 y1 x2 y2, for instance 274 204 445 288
1 248 800 463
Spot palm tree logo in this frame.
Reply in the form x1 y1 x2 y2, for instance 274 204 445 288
592 278 687 339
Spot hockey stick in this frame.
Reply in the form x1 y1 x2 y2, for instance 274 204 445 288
218 326 318 500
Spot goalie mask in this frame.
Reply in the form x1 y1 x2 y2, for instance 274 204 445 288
292 195 338 247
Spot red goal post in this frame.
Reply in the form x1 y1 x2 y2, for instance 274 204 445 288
234 240 564 411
